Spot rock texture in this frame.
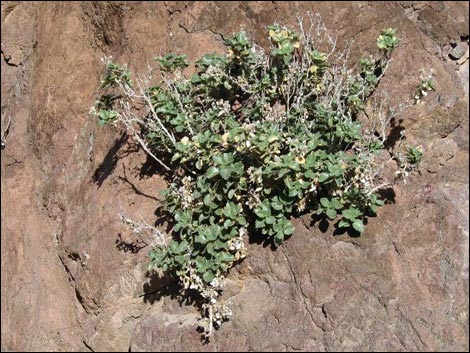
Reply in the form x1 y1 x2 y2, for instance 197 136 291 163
1 1 468 351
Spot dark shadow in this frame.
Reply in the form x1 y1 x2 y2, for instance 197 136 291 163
140 153 163 178
310 214 330 233
332 217 369 238
142 271 180 305
318 218 330 233
153 205 175 234
139 153 174 180
332 226 348 236
377 187 396 204
247 208 334 250
246 213 279 251
92 133 128 187
333 225 360 237
118 166 160 201
383 117 405 150
142 270 203 308
248 230 278 251
115 233 146 254
120 140 143 158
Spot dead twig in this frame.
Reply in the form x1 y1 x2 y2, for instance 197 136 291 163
1 114 11 150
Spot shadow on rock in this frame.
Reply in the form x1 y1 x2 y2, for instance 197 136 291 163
383 117 405 150
139 153 174 180
377 187 396 204
142 271 179 305
92 133 129 187
332 217 369 238
153 205 175 234
117 166 159 201
246 215 278 251
142 271 203 309
115 233 146 254
310 214 330 233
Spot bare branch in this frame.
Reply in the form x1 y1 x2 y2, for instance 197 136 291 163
1 114 11 150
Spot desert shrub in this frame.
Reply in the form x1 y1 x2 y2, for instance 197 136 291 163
93 15 427 339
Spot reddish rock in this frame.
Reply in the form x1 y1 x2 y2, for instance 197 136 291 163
1 1 468 351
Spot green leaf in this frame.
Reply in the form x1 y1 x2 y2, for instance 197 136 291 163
223 219 234 228
272 201 284 211
370 204 378 214
213 239 228 250
338 219 350 228
255 219 265 228
352 220 364 233
237 216 247 226
206 227 219 241
232 162 244 175
219 252 235 262
206 166 219 179
203 194 213 207
195 234 208 244
195 257 209 272
191 74 201 83
173 240 189 254
274 232 284 247
326 208 337 220
220 167 232 180
255 200 271 218
342 207 361 220
171 153 182 162
212 154 224 165
375 199 385 206
265 216 276 225
283 220 295 235
288 188 298 197
318 173 329 182
284 177 294 189
174 255 186 265
320 197 330 208
203 271 215 283
174 210 186 223
304 170 315 179
206 242 217 256
330 198 343 210
223 202 241 219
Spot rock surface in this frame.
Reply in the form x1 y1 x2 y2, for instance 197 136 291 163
1 1 468 351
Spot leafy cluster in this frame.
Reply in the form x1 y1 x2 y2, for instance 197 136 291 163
377 28 400 53
406 145 423 165
95 19 424 339
414 73 435 103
